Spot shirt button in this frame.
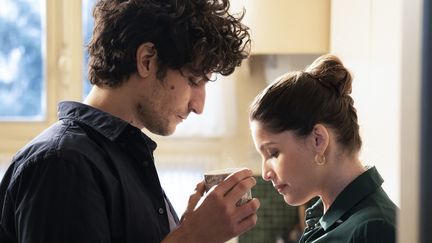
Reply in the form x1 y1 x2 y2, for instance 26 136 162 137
158 207 165 214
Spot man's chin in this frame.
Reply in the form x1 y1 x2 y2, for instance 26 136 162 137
148 126 176 136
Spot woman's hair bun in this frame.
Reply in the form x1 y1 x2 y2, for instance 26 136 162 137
304 54 352 97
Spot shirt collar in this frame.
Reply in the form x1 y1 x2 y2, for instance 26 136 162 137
319 166 384 230
304 197 324 231
57 101 157 150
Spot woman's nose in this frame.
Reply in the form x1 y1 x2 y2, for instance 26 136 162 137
262 162 273 181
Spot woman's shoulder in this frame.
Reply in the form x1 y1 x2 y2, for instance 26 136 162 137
349 218 396 243
345 187 397 227
343 190 397 242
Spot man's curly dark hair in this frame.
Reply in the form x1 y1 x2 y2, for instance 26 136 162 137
87 0 250 87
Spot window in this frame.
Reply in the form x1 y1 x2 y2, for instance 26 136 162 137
0 0 45 120
156 157 212 214
173 74 236 137
0 0 83 156
81 0 94 97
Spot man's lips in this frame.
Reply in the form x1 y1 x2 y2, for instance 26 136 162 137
177 115 187 122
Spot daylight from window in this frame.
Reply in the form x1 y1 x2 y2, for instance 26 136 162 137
82 0 95 98
0 0 45 121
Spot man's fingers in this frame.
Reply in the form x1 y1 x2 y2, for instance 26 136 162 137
236 198 260 219
228 199 260 236
212 168 253 195
236 212 258 235
181 181 206 222
187 181 205 211
224 176 256 205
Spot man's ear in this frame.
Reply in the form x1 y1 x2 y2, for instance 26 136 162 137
311 124 330 154
136 42 157 78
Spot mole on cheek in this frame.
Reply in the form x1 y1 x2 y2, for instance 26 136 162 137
170 85 175 90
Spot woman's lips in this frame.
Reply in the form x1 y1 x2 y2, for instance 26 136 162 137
274 184 287 193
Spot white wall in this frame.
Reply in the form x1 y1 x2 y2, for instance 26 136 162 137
331 0 423 242
399 0 422 242
330 0 402 206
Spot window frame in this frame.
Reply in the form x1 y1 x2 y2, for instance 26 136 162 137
0 0 83 157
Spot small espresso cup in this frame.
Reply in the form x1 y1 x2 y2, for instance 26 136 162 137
203 168 253 207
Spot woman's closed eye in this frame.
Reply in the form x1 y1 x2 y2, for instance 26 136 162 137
267 149 279 159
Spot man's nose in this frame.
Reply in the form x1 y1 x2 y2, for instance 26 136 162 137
189 85 206 114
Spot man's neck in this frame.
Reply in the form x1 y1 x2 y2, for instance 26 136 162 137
84 85 140 128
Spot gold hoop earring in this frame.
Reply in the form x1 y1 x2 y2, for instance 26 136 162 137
314 154 326 166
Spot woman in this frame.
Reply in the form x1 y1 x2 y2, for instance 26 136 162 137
249 54 397 242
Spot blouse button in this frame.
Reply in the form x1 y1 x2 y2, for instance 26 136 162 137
158 207 165 214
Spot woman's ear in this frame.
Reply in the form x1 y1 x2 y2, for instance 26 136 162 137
311 124 330 154
136 42 157 78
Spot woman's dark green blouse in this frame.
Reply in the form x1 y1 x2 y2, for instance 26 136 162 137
299 166 397 243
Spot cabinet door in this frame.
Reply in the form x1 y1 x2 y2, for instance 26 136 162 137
233 0 330 54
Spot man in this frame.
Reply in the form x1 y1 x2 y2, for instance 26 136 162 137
0 0 260 242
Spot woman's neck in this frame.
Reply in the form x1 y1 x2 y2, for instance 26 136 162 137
319 157 366 213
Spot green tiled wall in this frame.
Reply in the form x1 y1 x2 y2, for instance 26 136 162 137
239 176 302 243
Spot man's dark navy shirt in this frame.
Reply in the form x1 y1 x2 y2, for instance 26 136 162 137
0 101 179 243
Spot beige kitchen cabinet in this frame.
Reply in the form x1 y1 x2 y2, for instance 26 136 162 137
234 0 330 54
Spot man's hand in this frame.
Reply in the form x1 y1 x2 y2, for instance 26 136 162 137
163 168 260 243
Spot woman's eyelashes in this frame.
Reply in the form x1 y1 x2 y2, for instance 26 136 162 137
267 149 279 159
